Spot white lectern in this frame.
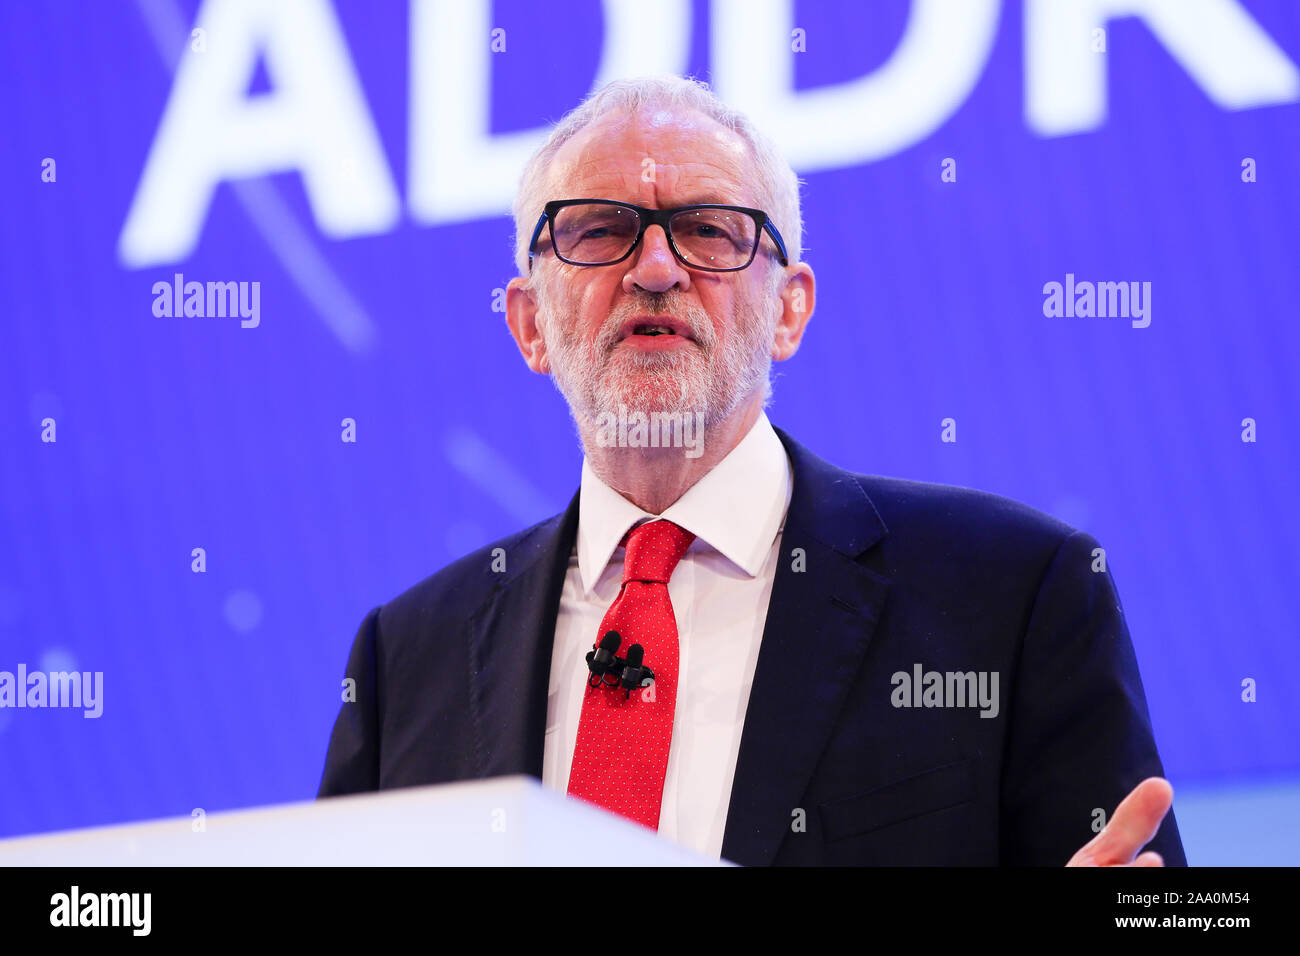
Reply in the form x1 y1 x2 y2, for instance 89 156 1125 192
0 776 723 866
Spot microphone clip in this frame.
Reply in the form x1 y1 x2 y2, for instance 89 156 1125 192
585 631 655 698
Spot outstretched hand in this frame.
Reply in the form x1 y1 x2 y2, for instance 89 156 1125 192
1066 777 1173 867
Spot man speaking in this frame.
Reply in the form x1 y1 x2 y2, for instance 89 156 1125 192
318 75 1184 867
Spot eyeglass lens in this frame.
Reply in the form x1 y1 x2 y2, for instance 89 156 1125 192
550 203 758 269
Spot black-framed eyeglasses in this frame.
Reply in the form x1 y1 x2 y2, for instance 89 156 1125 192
527 198 789 273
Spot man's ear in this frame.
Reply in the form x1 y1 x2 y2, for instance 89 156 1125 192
506 275 550 374
771 262 815 361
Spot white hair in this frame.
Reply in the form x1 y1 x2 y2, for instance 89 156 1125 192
511 75 803 278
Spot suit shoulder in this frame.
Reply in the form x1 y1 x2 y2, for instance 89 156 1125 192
854 473 1085 555
378 510 568 626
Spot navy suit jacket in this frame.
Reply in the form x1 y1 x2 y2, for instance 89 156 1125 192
318 427 1185 866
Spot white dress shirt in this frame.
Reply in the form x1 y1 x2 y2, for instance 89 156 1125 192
541 412 793 859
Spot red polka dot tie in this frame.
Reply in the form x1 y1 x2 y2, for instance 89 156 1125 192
566 518 696 829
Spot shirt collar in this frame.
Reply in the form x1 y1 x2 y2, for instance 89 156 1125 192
576 411 792 595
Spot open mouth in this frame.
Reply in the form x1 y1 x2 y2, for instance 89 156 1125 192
618 316 693 342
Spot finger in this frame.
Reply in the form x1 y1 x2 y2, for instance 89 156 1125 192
1089 777 1174 866
1122 851 1165 868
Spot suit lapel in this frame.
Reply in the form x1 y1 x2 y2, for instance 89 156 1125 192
462 427 891 867
721 429 891 866
465 490 580 779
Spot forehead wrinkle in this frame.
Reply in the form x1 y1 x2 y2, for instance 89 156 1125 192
564 158 755 208
551 110 759 207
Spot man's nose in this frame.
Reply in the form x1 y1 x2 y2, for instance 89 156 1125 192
623 224 691 294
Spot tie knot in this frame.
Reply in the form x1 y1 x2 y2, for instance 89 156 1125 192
620 519 695 585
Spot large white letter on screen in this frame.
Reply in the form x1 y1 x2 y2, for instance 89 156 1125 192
1026 0 1300 136
119 0 400 267
710 0 1000 172
407 0 691 226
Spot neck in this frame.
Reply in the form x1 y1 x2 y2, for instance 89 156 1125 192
577 393 763 514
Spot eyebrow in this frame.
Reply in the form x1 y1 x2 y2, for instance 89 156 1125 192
666 195 747 208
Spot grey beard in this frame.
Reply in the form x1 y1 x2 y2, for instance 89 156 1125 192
538 287 775 428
